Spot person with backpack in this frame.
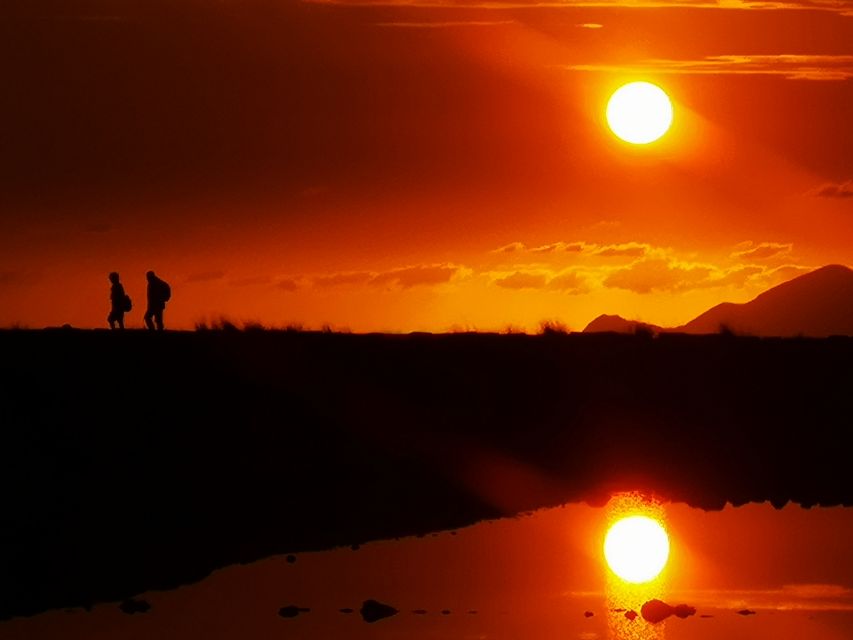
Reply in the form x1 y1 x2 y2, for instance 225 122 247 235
107 271 131 330
144 270 171 331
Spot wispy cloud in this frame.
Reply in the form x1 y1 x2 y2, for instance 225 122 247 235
494 271 549 290
564 55 853 81
603 258 714 293
276 278 301 292
490 268 589 292
594 242 649 258
370 263 468 288
313 272 374 288
492 241 528 254
186 270 227 283
305 0 853 14
530 241 586 254
375 20 516 28
547 270 589 292
811 179 853 198
230 275 273 287
492 240 649 258
731 241 793 260
312 264 469 290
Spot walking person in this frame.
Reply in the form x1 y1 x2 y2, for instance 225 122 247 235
107 272 131 330
144 270 171 331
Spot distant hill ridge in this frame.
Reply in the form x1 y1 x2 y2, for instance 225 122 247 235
584 264 853 337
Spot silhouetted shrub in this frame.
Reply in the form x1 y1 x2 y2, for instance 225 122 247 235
539 320 570 335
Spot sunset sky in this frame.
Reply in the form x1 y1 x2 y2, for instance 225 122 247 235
1 0 851 331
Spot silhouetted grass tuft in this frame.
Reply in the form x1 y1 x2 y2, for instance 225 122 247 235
539 320 570 335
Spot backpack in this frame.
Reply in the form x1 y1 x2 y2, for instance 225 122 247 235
123 294 133 312
161 281 171 303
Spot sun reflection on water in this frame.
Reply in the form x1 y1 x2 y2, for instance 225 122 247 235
604 493 670 640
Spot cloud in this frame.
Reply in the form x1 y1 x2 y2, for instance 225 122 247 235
370 264 467 288
305 0 853 13
493 240 651 258
564 55 853 81
492 241 527 254
530 241 586 254
577 23 603 28
731 242 792 260
313 272 373 288
375 20 516 28
491 269 589 292
764 263 815 285
277 278 300 292
594 242 649 258
547 270 589 292
494 271 549 290
713 265 765 287
811 180 853 198
230 275 273 287
604 258 713 293
186 271 226 283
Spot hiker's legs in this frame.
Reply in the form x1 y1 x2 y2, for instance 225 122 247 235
117 312 125 330
154 309 164 331
144 309 156 330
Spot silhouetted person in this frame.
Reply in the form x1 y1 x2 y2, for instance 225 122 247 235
107 272 130 330
144 270 171 331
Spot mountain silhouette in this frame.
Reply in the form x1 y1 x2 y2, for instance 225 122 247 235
583 314 663 335
584 264 853 337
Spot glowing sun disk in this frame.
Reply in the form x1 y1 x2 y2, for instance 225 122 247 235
604 515 670 583
606 81 673 144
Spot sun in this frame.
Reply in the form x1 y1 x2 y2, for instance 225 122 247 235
606 81 673 144
604 515 670 583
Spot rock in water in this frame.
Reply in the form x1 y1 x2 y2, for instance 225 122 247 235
360 599 398 623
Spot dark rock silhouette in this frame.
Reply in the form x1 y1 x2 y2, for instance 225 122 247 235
640 599 696 623
278 605 310 618
584 610 594 617
441 609 451 615
588 265 853 337
584 314 662 335
119 598 151 615
339 608 355 614
360 599 398 623
673 604 696 618
285 554 297 564
412 609 428 615
737 609 757 616
625 610 638 621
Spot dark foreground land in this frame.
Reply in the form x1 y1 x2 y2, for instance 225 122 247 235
1 329 851 619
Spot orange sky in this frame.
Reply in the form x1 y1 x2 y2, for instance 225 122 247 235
0 0 851 331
